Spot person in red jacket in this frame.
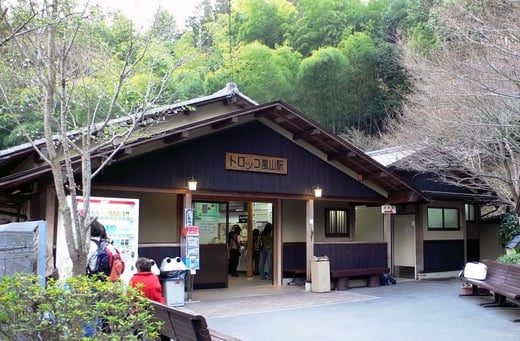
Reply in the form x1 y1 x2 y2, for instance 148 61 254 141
129 257 165 303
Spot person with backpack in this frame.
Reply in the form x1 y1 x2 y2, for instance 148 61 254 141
87 219 125 282
85 219 126 337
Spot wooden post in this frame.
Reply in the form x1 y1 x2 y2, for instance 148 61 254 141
273 199 282 286
383 212 392 271
306 199 314 282
247 202 254 277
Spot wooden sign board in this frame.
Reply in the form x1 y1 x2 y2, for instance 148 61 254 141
225 152 287 174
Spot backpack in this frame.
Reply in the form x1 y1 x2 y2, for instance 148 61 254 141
87 239 125 281
380 272 396 286
254 234 263 251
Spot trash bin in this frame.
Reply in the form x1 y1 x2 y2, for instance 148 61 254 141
311 256 330 293
159 257 187 306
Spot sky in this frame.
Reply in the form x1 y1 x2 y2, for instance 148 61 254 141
92 0 204 29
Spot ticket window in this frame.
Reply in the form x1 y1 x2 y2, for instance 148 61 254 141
193 201 271 244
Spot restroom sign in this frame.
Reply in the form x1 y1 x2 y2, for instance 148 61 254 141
381 205 396 214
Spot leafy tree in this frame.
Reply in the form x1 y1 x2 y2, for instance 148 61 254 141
235 0 295 48
339 32 386 134
224 42 301 103
0 0 185 275
380 0 439 44
288 0 351 56
295 47 354 133
499 213 520 247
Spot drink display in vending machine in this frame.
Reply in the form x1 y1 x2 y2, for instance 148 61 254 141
56 196 139 282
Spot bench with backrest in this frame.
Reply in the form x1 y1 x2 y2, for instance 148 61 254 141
500 263 520 309
331 267 390 291
459 259 509 297
459 260 520 321
149 300 241 341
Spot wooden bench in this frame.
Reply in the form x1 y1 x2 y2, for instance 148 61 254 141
459 260 506 299
149 300 241 341
331 267 389 291
459 259 520 322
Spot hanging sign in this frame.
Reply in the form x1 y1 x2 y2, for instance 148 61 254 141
381 205 396 214
185 208 194 226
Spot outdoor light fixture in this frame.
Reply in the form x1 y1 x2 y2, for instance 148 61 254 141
187 177 198 191
313 185 322 198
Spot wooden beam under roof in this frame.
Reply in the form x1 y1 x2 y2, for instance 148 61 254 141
211 116 238 130
163 130 189 145
293 128 320 140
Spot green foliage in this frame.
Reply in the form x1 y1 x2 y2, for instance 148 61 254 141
288 0 351 56
497 253 520 265
295 47 354 133
499 213 520 247
0 274 161 340
236 0 295 48
0 0 442 149
231 42 301 103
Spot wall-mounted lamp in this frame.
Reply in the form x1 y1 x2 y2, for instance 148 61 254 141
313 185 322 198
187 177 198 191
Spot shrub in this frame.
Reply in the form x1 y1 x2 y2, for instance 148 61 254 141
496 253 520 265
0 274 161 340
498 212 520 247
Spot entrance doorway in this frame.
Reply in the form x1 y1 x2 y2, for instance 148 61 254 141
192 200 273 286
392 214 416 279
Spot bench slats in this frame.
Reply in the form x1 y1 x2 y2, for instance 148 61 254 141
459 260 520 315
330 267 389 278
150 300 239 341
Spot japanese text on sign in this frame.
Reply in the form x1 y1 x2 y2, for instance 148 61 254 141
225 152 287 174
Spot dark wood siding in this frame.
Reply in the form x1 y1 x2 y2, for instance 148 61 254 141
139 244 228 289
423 240 465 272
283 242 307 271
95 122 384 200
282 242 388 272
466 238 480 262
315 243 388 270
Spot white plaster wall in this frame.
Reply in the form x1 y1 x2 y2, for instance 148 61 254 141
354 206 384 241
281 199 306 242
479 223 504 261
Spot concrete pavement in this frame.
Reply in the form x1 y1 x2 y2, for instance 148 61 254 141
183 277 520 341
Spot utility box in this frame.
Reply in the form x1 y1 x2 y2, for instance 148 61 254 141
159 257 187 306
311 256 330 293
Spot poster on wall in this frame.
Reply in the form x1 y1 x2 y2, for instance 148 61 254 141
56 196 140 283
